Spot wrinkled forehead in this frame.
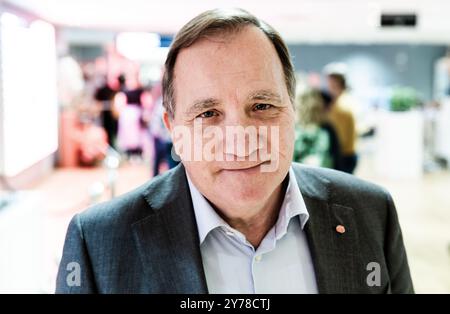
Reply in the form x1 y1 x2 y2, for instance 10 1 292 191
172 26 287 108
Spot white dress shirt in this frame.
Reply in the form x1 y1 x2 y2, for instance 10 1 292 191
187 167 318 294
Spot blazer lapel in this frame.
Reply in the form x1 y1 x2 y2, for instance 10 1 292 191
295 165 361 293
132 164 208 293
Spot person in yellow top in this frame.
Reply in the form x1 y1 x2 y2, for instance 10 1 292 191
326 73 358 174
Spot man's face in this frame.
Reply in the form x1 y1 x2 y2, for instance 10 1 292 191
164 26 295 220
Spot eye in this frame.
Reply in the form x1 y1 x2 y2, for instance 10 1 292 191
197 110 218 119
253 103 273 111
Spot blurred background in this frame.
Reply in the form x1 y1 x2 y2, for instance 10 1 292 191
0 0 449 293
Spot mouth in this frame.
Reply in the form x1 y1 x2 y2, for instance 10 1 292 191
221 160 271 172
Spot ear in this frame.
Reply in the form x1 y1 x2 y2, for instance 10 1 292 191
163 110 183 161
162 110 173 132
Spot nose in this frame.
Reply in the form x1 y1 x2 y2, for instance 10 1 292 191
222 109 259 159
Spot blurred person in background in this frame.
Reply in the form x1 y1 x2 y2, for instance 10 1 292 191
140 84 157 165
64 61 109 167
293 89 342 170
327 73 358 174
423 100 442 171
94 76 118 148
113 73 146 161
149 82 179 176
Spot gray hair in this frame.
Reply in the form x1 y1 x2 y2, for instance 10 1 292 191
162 8 296 119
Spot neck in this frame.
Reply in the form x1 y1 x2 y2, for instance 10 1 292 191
223 177 288 249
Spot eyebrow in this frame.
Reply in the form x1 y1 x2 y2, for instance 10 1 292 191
184 98 221 116
247 89 282 104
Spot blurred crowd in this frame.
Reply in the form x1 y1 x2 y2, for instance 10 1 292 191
57 47 178 177
294 73 360 174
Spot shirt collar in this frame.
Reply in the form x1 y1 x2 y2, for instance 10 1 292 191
187 174 229 244
186 166 310 245
274 167 310 240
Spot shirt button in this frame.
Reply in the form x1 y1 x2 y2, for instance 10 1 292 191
255 255 262 262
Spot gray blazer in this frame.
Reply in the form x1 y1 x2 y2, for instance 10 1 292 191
55 163 414 294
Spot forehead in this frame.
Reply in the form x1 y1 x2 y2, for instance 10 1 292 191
173 26 286 106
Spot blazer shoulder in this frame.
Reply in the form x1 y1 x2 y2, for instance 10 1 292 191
76 164 186 232
76 181 151 232
293 163 391 207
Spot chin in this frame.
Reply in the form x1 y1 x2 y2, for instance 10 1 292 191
218 177 274 206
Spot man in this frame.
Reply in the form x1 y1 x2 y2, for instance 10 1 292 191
326 73 358 174
56 8 414 294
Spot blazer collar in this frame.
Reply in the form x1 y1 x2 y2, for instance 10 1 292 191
132 163 208 293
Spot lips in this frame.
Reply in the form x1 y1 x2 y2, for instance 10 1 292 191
221 160 270 171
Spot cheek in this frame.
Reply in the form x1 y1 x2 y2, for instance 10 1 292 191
283 123 296 153
270 115 295 159
184 161 218 188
